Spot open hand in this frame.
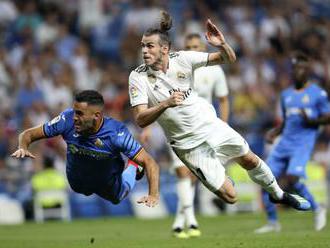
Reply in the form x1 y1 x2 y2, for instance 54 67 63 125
11 148 36 159
205 19 226 47
137 195 159 207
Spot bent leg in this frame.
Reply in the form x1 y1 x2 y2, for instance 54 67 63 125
235 150 284 200
96 162 137 204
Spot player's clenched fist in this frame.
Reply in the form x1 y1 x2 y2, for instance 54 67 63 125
11 148 36 159
166 91 185 107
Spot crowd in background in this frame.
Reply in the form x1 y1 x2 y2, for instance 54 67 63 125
0 0 330 217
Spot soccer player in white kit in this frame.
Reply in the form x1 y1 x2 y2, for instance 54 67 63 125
129 11 311 229
170 33 230 238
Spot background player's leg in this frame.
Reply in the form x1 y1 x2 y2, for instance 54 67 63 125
172 166 199 238
254 155 284 233
288 176 326 231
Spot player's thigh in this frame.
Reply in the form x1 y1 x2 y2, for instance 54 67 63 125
287 150 311 178
207 123 250 165
173 143 226 194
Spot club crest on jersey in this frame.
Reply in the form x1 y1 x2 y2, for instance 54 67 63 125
147 73 157 83
302 94 310 104
130 86 138 98
177 71 186 80
94 138 104 148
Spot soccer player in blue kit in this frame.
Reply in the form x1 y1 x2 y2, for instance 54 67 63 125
11 90 160 207
255 53 330 233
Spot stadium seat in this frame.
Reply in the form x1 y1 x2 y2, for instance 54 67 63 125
33 190 71 223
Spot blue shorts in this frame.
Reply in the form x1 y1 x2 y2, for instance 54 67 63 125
266 147 313 179
67 174 128 204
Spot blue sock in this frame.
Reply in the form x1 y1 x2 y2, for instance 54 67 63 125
292 181 318 211
118 165 137 201
261 189 278 223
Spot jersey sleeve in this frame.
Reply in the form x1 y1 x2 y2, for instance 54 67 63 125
213 66 229 98
317 89 330 115
114 123 143 160
43 109 71 137
179 51 208 70
128 71 148 107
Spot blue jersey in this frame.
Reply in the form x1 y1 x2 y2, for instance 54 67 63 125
274 83 330 156
43 109 142 192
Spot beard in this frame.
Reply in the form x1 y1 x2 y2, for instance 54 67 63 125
79 119 96 136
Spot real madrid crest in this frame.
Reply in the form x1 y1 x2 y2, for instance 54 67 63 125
177 71 186 80
302 94 310 104
94 138 104 148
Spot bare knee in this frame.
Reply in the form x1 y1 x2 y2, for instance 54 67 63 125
215 178 238 204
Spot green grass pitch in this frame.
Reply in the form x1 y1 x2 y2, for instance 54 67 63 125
0 211 329 248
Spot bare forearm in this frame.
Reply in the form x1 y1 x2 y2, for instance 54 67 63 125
18 126 45 149
219 98 230 122
208 43 236 65
307 115 330 126
144 158 160 197
136 102 169 128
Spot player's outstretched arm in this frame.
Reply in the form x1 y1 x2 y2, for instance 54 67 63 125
132 92 185 128
133 149 160 207
301 109 330 127
11 125 47 159
205 19 236 65
265 123 284 144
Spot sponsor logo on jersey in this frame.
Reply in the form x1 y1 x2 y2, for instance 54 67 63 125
169 88 192 100
94 138 104 148
68 144 110 159
177 71 186 80
302 94 310 104
130 86 138 98
48 115 62 126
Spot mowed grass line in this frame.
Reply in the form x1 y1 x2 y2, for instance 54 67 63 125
0 211 329 248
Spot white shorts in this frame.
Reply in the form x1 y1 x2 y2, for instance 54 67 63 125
172 120 249 193
169 148 185 169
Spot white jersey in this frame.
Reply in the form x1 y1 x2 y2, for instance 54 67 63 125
129 50 221 150
194 65 228 104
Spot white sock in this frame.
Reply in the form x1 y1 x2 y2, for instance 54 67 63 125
186 181 198 227
247 158 284 200
172 178 197 229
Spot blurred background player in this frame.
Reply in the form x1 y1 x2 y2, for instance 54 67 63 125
170 33 229 238
255 53 330 234
129 11 311 228
11 90 160 208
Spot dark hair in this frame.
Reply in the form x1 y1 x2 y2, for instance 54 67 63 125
43 156 54 169
75 90 104 106
292 51 309 63
185 33 201 40
143 11 172 48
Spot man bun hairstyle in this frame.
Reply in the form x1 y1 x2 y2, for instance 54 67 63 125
75 90 104 107
159 10 172 32
144 10 172 49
